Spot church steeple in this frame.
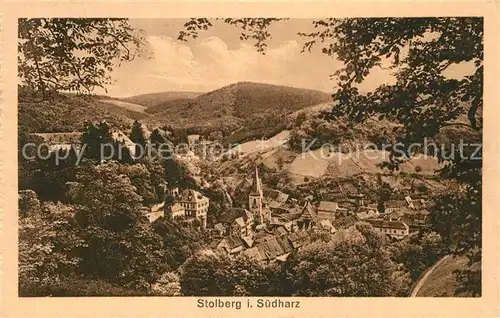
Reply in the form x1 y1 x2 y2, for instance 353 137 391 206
249 166 264 224
250 167 262 196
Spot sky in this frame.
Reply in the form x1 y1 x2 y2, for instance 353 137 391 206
103 19 474 98
103 19 396 98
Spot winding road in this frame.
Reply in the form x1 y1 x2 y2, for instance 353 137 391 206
410 255 450 297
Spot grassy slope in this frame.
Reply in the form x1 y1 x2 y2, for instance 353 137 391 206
415 256 475 297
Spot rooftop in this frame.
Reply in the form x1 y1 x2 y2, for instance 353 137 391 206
366 219 409 230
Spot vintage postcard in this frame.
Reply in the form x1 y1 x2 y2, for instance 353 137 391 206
1 1 499 317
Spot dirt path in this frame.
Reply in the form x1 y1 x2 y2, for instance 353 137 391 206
410 255 450 297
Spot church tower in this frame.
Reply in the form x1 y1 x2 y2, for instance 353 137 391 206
249 167 264 224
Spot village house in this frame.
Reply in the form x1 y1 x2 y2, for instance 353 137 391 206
217 235 246 255
144 201 165 223
218 208 254 238
401 209 430 230
165 202 186 220
405 196 427 210
366 219 410 239
384 200 410 214
355 206 380 220
318 219 337 234
316 201 339 220
176 189 209 228
263 189 289 209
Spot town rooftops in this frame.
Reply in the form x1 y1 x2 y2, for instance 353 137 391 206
275 235 294 254
168 203 185 213
241 236 254 248
366 219 409 231
287 231 310 249
385 200 409 209
256 236 286 260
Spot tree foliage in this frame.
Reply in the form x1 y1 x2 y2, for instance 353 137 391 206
179 252 281 296
281 223 411 296
18 18 144 98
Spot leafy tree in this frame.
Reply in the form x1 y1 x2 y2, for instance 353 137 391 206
19 277 158 297
18 191 85 286
18 18 144 98
152 218 205 269
377 178 392 213
150 128 167 149
179 252 281 296
280 222 411 296
130 120 147 159
73 162 167 289
388 231 444 282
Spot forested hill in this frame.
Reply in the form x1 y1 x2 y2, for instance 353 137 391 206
18 94 133 133
143 82 332 130
121 91 203 108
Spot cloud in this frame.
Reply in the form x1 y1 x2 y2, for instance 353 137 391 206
105 35 336 97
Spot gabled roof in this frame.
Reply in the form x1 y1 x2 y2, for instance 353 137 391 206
287 231 310 248
317 201 339 213
298 202 318 223
178 189 208 203
150 201 165 213
367 219 409 231
234 217 246 228
264 189 289 208
168 203 185 213
242 246 265 262
221 235 244 250
274 226 288 237
241 236 254 248
275 235 294 254
219 208 252 224
256 236 285 260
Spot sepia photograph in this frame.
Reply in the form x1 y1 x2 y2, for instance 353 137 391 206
15 15 484 300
